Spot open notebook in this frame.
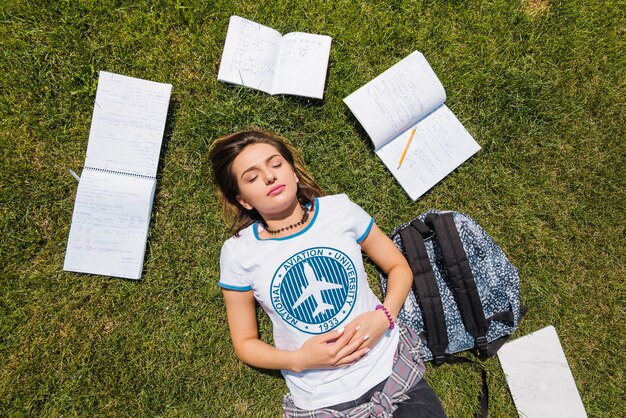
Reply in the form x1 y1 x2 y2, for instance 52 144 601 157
344 51 480 200
64 71 172 280
217 15 332 99
498 326 587 417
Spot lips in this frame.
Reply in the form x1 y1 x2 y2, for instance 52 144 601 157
267 184 286 196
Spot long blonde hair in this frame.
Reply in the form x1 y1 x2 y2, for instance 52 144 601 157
209 129 324 236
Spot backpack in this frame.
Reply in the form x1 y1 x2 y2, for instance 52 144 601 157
378 210 525 416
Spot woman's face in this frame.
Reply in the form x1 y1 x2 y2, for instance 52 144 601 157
231 143 299 217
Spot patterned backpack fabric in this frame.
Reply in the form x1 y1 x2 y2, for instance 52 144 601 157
379 210 524 363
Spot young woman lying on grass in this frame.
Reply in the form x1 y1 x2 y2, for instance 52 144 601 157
210 129 446 417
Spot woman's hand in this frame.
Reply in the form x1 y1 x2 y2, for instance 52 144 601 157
292 326 372 372
343 309 391 351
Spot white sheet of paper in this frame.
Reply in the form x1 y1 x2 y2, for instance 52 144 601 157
343 51 446 149
375 105 480 200
217 15 281 93
497 326 587 418
85 71 172 177
64 169 156 280
272 32 331 98
217 15 331 98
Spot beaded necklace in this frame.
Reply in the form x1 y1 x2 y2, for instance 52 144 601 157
265 205 310 235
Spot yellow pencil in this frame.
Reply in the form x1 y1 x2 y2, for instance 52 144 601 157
397 127 417 169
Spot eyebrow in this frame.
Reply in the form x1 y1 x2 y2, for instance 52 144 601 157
239 154 282 179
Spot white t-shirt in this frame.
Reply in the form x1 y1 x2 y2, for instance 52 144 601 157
218 194 399 410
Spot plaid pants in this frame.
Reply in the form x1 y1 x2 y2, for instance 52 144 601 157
282 326 426 418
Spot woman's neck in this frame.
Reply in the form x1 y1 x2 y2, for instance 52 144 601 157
259 200 314 239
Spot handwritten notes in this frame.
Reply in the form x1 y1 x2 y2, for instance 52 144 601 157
218 16 331 99
344 51 480 200
64 71 171 280
376 106 480 200
274 33 331 98
344 52 446 149
85 72 172 177
64 169 155 280
219 17 281 91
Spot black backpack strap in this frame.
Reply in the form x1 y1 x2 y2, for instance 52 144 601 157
399 220 448 365
400 215 492 418
426 213 491 356
440 354 489 418
484 305 528 356
486 311 515 323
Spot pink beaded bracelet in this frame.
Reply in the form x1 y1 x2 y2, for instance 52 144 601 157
375 304 395 330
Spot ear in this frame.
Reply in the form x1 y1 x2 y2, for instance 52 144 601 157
236 194 253 211
294 172 299 183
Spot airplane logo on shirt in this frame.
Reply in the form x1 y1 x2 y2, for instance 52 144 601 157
292 262 343 318
271 247 357 334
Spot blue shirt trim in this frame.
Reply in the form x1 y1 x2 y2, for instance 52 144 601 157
253 198 319 241
357 218 374 243
218 282 252 291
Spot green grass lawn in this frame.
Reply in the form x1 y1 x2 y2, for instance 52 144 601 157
1 0 624 416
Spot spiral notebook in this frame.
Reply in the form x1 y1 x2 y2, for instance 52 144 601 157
64 71 172 280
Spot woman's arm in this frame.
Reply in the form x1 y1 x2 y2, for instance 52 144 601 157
360 222 413 319
343 222 413 348
222 289 370 373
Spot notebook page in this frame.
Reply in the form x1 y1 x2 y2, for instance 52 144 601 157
64 169 156 280
85 71 172 178
273 32 332 99
344 51 446 149
376 105 480 200
498 326 587 417
217 15 282 93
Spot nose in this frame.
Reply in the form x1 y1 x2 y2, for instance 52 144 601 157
263 169 277 184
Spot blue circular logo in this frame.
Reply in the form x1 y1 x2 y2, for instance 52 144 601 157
270 247 358 334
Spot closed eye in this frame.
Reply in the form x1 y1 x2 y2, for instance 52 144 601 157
270 156 283 168
243 172 258 183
